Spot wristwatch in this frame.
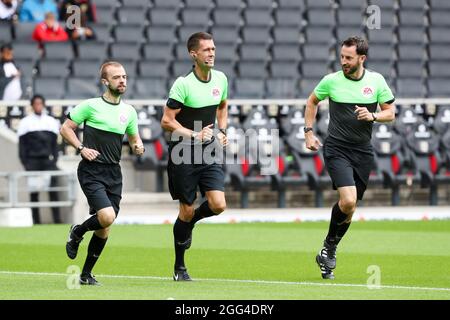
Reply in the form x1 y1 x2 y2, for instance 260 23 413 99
303 127 313 134
219 128 227 136
77 144 85 152
372 113 378 122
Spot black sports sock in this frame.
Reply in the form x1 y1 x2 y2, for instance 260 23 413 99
173 218 191 269
335 221 352 245
190 201 215 227
325 202 349 246
74 215 103 238
82 233 107 275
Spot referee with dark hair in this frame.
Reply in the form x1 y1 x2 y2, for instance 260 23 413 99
161 32 229 281
61 61 145 285
304 36 395 279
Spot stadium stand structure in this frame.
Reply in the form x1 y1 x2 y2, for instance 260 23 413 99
1 0 450 208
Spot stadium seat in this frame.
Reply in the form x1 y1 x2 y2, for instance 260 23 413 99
366 28 395 44
181 9 211 27
12 42 41 60
270 61 300 78
214 59 236 78
429 61 450 78
396 78 426 98
301 61 330 78
172 60 194 77
337 0 365 9
237 61 267 78
64 77 100 99
76 41 108 60
178 27 209 44
215 0 243 9
149 9 179 26
246 0 273 9
145 26 176 44
38 59 69 77
152 0 180 8
109 42 142 60
138 60 170 78
71 59 102 78
275 9 303 27
406 123 446 205
306 0 333 9
397 61 425 78
429 27 450 43
399 0 426 9
114 25 145 43
119 59 138 78
433 105 450 134
427 78 450 97
299 77 321 98
398 27 426 43
134 77 167 99
336 26 365 42
233 78 265 98
89 23 113 42
371 122 415 206
240 44 268 61
212 8 242 26
242 27 272 44
210 26 240 44
33 77 66 99
302 43 332 61
95 7 116 25
184 0 213 8
272 27 301 44
117 7 149 25
272 44 300 61
306 9 334 27
305 27 335 44
429 44 450 60
121 0 151 8
43 42 75 60
398 43 425 61
430 9 450 27
0 22 12 42
266 78 298 98
142 43 173 61
13 22 36 42
336 9 364 27
244 8 273 27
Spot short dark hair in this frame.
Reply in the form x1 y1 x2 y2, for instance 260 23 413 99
0 43 13 52
341 36 368 56
187 32 213 52
30 94 45 106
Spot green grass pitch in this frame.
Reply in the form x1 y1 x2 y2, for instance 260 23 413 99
0 220 449 300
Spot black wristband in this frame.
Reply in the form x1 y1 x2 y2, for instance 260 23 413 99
219 128 227 136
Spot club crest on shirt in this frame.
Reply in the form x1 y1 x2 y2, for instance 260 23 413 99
362 86 374 98
212 88 221 97
119 113 128 124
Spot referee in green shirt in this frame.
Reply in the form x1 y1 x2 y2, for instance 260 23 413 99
304 36 395 279
161 32 229 281
61 61 145 285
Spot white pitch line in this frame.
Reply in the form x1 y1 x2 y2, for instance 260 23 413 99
1 270 450 293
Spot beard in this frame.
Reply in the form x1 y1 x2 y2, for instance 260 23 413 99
108 84 126 96
342 64 359 76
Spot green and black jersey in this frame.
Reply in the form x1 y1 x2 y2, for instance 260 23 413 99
314 69 395 148
167 67 228 140
68 97 138 164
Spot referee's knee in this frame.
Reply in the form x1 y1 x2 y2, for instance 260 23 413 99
210 200 226 215
339 199 357 215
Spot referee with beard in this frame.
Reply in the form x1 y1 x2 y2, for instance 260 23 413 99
61 61 145 285
304 36 395 280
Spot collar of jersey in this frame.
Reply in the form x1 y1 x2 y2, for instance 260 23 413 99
343 68 365 81
101 95 121 106
192 66 211 83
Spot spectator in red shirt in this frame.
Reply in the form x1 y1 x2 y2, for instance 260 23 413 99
32 12 69 45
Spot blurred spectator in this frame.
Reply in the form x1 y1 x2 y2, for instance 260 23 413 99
59 0 96 40
17 94 62 224
0 0 18 21
19 0 58 22
32 12 69 45
0 43 22 101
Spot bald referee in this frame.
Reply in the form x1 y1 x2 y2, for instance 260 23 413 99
161 32 228 281
304 36 395 279
61 61 145 285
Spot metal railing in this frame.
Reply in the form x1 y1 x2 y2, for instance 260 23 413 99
0 171 77 208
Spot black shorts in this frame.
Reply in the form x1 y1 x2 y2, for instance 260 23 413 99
77 160 123 216
323 138 375 200
167 143 225 205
